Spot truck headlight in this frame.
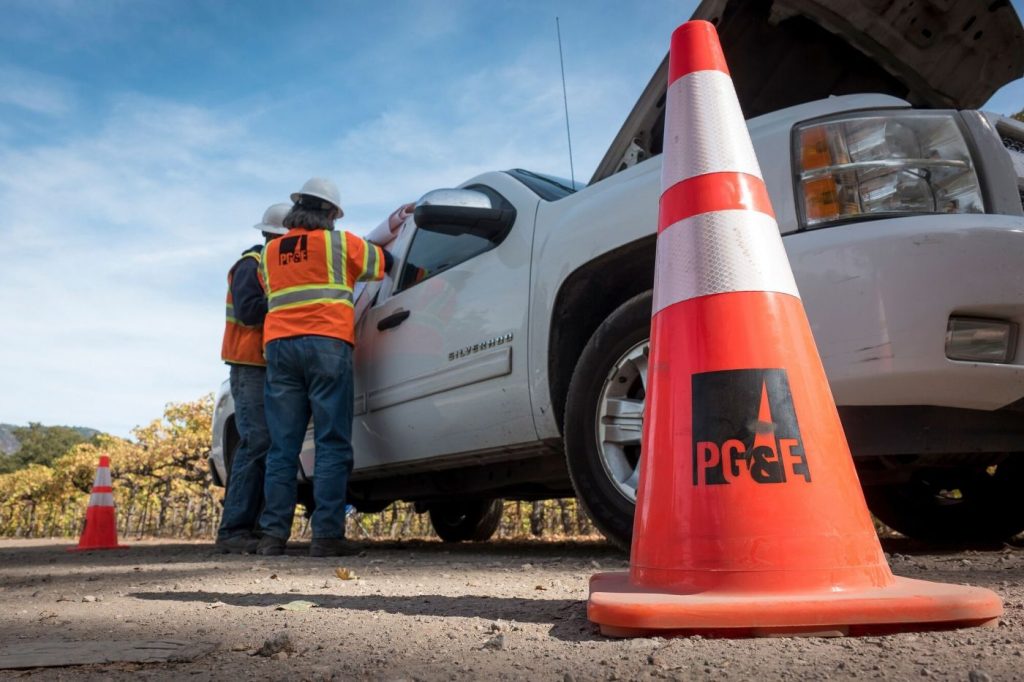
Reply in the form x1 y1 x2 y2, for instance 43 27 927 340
794 112 984 228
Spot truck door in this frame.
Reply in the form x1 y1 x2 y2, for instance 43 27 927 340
352 176 538 468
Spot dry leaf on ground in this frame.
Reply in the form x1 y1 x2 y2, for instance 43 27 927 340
274 600 318 611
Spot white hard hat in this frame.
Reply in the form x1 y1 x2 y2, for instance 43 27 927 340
253 202 291 235
290 177 343 218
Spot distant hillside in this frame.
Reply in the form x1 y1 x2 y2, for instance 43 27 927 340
0 425 18 455
0 423 101 457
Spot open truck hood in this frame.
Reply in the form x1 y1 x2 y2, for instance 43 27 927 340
591 0 1024 184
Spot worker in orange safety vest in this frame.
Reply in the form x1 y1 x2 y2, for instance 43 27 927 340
255 177 393 557
215 203 290 554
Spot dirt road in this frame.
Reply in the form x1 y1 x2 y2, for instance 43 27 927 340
0 537 1021 680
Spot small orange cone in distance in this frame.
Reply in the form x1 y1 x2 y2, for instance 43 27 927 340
68 455 129 551
587 19 1002 637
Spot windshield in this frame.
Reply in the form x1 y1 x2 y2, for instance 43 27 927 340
505 168 585 201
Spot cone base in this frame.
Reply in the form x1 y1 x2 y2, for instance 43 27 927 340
588 572 1002 638
66 545 130 552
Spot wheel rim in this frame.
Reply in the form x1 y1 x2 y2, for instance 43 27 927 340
595 339 648 503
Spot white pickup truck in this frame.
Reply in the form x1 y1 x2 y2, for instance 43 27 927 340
213 0 1024 548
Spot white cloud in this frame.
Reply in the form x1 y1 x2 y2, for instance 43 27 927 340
0 64 75 116
402 0 466 41
331 49 637 219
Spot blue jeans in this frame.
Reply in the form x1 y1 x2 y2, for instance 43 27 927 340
259 336 355 540
217 364 270 541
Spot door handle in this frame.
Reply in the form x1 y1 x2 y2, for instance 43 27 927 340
377 309 410 331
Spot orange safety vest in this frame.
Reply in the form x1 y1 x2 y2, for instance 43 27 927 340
221 251 267 366
260 227 385 345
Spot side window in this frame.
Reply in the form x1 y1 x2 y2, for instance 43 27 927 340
394 185 513 293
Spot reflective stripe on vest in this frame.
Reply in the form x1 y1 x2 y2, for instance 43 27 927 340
221 251 266 366
262 228 384 345
267 284 353 312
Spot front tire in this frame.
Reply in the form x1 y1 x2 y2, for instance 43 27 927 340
864 459 1024 545
429 499 503 543
564 291 651 550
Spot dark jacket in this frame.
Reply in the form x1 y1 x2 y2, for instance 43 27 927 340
230 245 267 327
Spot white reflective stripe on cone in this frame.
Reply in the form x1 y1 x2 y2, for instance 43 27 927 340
89 492 115 507
94 468 111 488
661 70 763 190
652 210 800 315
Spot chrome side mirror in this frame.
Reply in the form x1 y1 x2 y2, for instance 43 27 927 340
413 189 516 241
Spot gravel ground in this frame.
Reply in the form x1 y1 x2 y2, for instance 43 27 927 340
0 537 1021 680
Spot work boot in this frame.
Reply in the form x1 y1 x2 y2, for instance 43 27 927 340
214 533 260 554
256 535 287 556
309 537 363 557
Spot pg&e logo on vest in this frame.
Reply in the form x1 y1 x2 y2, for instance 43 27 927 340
691 368 812 486
279 235 309 266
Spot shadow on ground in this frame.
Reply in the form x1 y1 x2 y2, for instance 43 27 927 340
0 538 630 594
4 535 1019 561
880 536 1024 555
131 590 599 642
0 537 624 569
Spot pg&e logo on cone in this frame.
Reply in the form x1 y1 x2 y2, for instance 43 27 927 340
692 369 812 486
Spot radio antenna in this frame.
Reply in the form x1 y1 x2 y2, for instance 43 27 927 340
556 17 576 188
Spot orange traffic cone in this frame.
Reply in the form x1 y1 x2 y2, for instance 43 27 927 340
68 455 128 551
587 20 1002 638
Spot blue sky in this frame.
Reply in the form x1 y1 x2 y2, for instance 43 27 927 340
1 0 1023 437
